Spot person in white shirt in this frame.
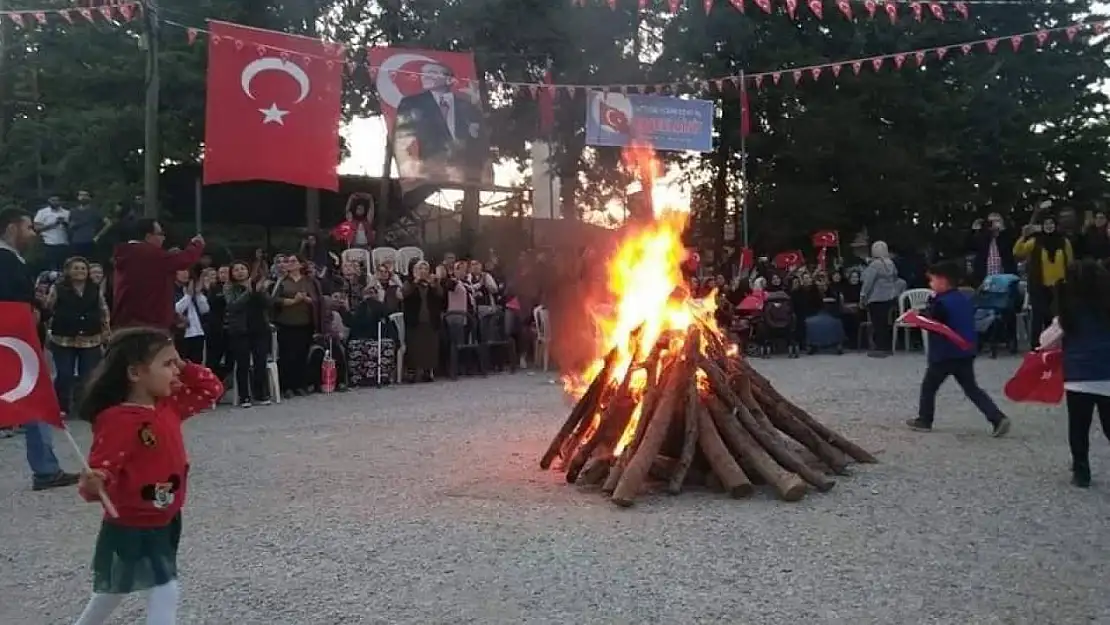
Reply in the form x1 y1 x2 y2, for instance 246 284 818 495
172 269 210 363
33 196 70 271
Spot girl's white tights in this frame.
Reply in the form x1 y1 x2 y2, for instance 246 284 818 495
72 580 179 625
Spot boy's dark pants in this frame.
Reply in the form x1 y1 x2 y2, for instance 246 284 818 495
918 358 1006 426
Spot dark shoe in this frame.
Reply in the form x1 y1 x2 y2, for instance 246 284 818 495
906 418 932 432
283 390 294 400
257 398 272 406
1072 470 1091 488
32 471 79 491
992 417 1012 438
239 400 253 409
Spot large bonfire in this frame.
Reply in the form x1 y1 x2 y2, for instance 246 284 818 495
539 151 875 507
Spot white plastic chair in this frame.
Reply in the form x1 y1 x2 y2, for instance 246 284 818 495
396 246 425 274
341 248 371 275
390 311 406 383
893 288 934 355
533 305 551 371
372 246 398 269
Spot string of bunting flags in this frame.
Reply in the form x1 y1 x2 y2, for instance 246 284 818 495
573 0 972 23
0 1 138 27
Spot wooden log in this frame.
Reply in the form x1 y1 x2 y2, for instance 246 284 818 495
540 346 620 469
578 456 613 487
699 357 835 492
667 376 700 494
736 376 850 474
601 344 669 494
703 394 807 502
611 329 699 507
695 404 754 498
566 364 636 483
739 361 878 464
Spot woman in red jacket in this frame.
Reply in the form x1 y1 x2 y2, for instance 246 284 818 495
71 327 224 625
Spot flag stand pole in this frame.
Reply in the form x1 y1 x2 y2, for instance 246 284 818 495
60 425 120 518
738 70 750 251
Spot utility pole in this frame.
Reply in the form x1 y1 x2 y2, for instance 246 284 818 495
0 0 9 158
142 0 161 217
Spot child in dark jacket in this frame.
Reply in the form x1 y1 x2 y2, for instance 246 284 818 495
906 261 1012 436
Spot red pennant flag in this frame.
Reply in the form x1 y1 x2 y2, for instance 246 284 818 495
773 250 805 271
33 12 47 25
807 0 823 19
78 8 94 22
953 1 969 19
893 54 906 69
740 79 752 137
870 57 884 71
810 66 822 80
1035 30 1050 46
851 61 862 75
786 0 798 18
884 2 897 22
1010 35 1023 52
864 0 877 17
730 0 745 12
936 47 949 60
669 0 681 12
98 5 114 20
118 3 136 21
187 28 199 45
539 71 556 134
705 0 714 12
985 38 1000 53
60 9 73 23
771 72 782 85
837 0 852 20
754 74 764 88
831 64 842 78
961 43 973 55
897 310 973 352
0 303 63 429
7 12 23 28
1004 350 1064 404
792 69 803 84
910 2 923 21
914 51 926 65
640 0 649 8
754 0 772 12
811 230 838 247
203 20 343 190
928 3 944 20
563 85 577 97
1066 26 1079 41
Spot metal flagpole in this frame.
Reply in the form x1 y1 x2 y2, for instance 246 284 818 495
738 70 750 250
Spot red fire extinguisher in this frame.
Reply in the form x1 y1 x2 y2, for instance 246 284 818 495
321 339 337 394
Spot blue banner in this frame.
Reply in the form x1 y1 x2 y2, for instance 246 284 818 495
585 91 714 153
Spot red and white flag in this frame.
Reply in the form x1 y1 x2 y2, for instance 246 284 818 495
773 250 804 271
811 229 839 248
1004 350 1064 404
203 21 343 190
896 310 972 351
0 303 63 428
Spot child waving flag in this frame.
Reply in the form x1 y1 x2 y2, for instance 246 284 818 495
71 328 224 625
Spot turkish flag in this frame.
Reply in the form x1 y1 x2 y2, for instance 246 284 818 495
203 21 343 190
0 303 62 428
1004 350 1064 404
896 310 973 351
811 230 839 248
600 99 633 136
773 250 804 271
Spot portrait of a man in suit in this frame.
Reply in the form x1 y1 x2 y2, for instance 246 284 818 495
392 62 488 184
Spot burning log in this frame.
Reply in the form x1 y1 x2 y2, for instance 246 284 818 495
540 346 620 470
667 376 700 494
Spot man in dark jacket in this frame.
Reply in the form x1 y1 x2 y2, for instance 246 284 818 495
967 212 1018 284
0 208 79 490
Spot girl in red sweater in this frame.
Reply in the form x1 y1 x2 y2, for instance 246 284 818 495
71 327 224 625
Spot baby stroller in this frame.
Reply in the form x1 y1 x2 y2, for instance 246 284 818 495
731 290 766 357
973 273 1021 358
757 291 798 357
804 297 846 355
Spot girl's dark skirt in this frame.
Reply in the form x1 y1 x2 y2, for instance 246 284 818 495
92 514 182 594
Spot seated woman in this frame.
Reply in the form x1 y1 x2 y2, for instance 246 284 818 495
803 272 846 354
789 274 821 349
345 283 400 386
837 269 865 347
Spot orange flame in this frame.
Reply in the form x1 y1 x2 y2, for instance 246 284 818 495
562 146 722 457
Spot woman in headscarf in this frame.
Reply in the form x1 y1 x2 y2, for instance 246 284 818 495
1014 214 1074 346
401 260 445 382
860 240 901 357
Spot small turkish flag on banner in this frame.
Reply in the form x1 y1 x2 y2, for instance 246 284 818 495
773 250 804 271
203 21 343 190
811 229 838 247
1004 350 1064 404
896 310 972 351
0 303 62 429
737 247 754 272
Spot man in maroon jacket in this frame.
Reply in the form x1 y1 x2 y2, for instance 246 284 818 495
112 218 205 330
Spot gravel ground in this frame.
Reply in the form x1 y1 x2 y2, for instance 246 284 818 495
3 354 1110 625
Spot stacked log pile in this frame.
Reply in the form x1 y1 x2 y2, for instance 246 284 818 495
540 325 877 507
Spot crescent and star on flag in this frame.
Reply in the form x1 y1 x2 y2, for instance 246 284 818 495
239 57 311 126
0 336 40 405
